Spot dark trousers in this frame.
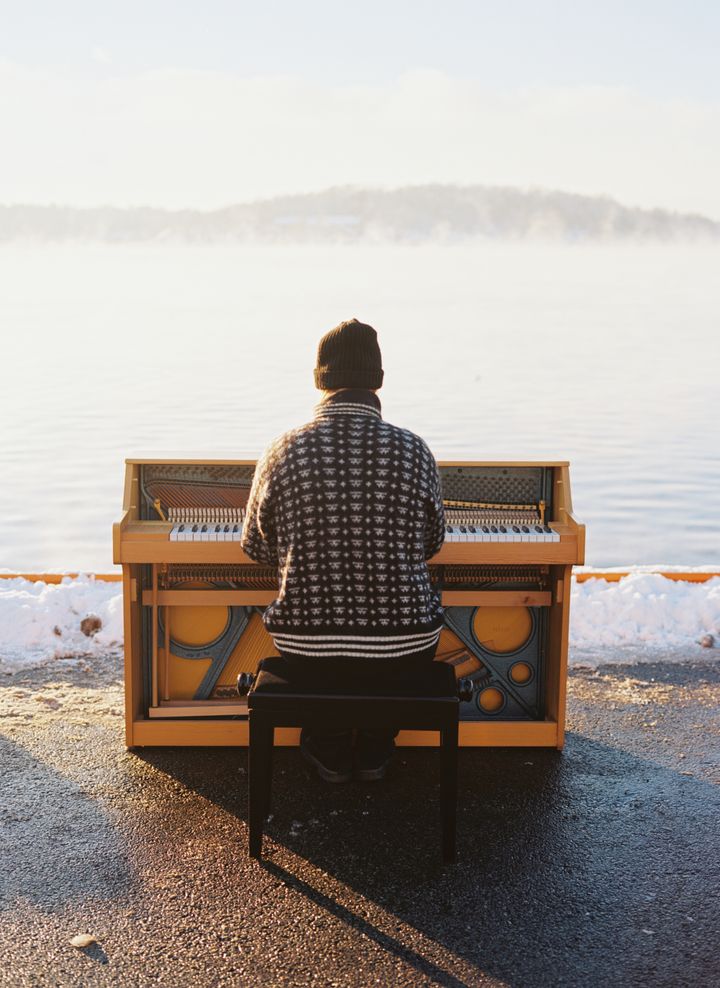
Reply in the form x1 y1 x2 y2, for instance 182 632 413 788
279 643 439 742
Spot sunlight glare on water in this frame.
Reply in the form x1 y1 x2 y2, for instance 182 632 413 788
2 243 718 570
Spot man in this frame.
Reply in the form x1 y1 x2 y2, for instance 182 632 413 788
240 318 445 783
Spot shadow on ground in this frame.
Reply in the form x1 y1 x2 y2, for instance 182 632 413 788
0 736 132 911
134 664 720 987
2 661 717 986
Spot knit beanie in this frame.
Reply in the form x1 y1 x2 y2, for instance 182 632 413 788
314 318 384 390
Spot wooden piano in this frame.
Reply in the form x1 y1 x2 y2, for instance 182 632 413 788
114 459 585 749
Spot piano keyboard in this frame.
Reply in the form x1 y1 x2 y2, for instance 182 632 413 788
170 523 244 542
444 523 559 543
166 504 560 542
443 500 559 542
167 507 245 542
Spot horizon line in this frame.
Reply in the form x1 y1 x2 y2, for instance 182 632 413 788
2 182 719 225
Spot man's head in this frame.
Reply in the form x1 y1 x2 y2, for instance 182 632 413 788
314 318 384 392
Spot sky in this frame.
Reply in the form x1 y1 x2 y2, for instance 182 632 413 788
1 0 719 216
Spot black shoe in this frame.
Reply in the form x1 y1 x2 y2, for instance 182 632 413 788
354 732 395 782
300 729 353 784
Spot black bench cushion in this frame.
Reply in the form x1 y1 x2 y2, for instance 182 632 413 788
252 655 457 699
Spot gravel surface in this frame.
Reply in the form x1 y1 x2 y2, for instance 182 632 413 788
1 652 718 987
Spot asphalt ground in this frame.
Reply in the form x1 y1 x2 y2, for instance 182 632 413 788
1 653 718 988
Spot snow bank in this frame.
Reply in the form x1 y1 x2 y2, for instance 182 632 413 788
570 572 719 655
0 572 718 670
0 576 123 668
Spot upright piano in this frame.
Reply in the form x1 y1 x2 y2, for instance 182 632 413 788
114 459 585 748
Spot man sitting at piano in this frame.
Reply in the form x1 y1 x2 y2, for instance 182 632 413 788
240 318 445 782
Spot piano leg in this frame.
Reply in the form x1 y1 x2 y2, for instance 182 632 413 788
163 603 170 701
151 564 158 708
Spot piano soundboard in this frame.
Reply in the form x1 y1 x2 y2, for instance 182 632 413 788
114 459 585 750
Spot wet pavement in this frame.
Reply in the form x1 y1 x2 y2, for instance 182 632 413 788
1 653 719 987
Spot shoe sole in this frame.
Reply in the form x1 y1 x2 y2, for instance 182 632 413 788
354 763 390 782
300 743 352 784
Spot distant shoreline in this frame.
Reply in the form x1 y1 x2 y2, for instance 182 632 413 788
2 184 719 244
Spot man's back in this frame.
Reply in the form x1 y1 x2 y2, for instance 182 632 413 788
241 388 445 659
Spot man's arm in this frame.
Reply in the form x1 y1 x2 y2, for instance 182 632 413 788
424 453 445 560
240 448 279 565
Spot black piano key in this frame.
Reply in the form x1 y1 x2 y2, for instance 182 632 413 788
521 525 530 533
512 525 520 533
499 525 507 533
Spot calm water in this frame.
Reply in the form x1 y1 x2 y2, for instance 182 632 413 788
2 243 718 571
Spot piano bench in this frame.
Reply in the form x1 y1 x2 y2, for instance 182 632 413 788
241 656 461 864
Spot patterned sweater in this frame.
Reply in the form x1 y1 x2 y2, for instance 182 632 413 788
240 389 445 659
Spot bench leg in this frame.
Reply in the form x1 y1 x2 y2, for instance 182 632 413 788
249 715 274 859
440 718 459 864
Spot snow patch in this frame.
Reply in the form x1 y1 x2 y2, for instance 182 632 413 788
0 571 718 670
0 576 123 668
570 573 720 661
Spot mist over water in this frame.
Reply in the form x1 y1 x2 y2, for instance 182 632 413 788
2 242 718 571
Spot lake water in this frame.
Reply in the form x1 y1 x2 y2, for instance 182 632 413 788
2 243 718 572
